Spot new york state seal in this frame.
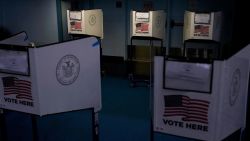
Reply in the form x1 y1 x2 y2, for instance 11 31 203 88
56 55 80 85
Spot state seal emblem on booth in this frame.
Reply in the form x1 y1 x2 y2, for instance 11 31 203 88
56 54 80 85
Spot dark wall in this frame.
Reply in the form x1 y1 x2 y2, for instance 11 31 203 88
231 0 250 54
0 27 10 40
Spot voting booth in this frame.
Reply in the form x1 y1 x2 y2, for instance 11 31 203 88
183 11 222 42
183 10 222 60
0 36 101 116
153 48 249 140
128 10 166 87
67 9 103 39
130 10 166 39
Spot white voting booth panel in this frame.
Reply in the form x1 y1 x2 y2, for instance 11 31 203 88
235 44 250 61
0 32 31 46
153 55 249 140
0 37 101 116
67 9 103 39
183 11 222 41
130 10 166 39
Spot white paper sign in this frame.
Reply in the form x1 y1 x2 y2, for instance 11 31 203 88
135 12 150 22
194 13 211 24
0 50 29 75
69 11 82 20
164 61 212 93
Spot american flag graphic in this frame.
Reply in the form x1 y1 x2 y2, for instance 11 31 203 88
2 77 32 101
136 23 149 33
164 95 209 124
70 21 82 31
194 25 209 35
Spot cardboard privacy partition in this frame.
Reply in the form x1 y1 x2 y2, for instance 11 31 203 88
183 11 222 41
0 37 101 116
67 9 103 39
0 31 31 46
130 10 166 39
153 51 249 140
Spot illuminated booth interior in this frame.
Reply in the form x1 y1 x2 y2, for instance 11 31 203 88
183 11 222 59
67 9 103 39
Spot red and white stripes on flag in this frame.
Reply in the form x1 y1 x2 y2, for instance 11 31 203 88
135 23 149 33
70 21 82 31
164 95 209 124
2 77 32 101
